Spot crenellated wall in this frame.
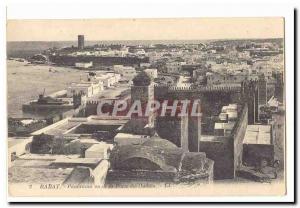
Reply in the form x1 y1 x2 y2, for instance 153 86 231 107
154 84 241 92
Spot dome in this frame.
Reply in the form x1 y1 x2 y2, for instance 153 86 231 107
142 137 178 149
132 71 152 86
110 145 178 172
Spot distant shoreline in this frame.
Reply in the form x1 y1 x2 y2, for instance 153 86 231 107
7 37 284 43
7 38 284 59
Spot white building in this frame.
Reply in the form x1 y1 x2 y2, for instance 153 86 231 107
144 68 158 79
75 62 93 69
136 49 146 56
221 104 238 121
113 65 124 74
113 65 137 81
67 82 102 97
140 63 151 68
176 76 192 87
94 73 120 88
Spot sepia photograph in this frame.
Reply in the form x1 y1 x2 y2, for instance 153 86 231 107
4 3 295 202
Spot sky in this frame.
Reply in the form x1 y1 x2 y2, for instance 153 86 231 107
7 18 284 41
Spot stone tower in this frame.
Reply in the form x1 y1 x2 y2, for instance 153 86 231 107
188 101 202 152
78 35 84 50
131 71 155 127
241 79 258 124
258 73 267 106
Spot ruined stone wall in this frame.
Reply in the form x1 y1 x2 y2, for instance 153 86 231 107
242 144 274 167
199 137 234 180
188 116 201 152
180 115 189 151
156 117 182 147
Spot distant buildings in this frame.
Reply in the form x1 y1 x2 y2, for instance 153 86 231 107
140 62 151 69
206 72 251 86
75 61 93 69
166 61 182 74
176 76 192 87
45 35 150 68
113 65 137 81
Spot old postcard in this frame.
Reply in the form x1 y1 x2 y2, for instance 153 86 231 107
7 17 287 199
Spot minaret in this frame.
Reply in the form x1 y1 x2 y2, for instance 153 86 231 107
131 71 155 127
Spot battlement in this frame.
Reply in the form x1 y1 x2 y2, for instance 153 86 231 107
154 83 241 92
154 84 173 88
86 100 100 105
166 85 241 92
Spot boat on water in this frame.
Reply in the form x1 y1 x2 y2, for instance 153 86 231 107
22 89 75 115
33 90 68 106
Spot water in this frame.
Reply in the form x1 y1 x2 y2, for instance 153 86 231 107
7 60 88 118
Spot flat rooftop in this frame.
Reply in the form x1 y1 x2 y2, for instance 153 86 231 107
200 135 229 142
8 137 32 148
31 116 129 136
214 122 235 130
243 125 272 145
88 84 130 101
8 157 73 184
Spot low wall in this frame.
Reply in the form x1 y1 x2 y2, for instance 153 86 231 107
92 160 110 187
232 104 248 177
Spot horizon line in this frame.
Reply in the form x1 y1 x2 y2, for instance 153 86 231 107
7 37 284 43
